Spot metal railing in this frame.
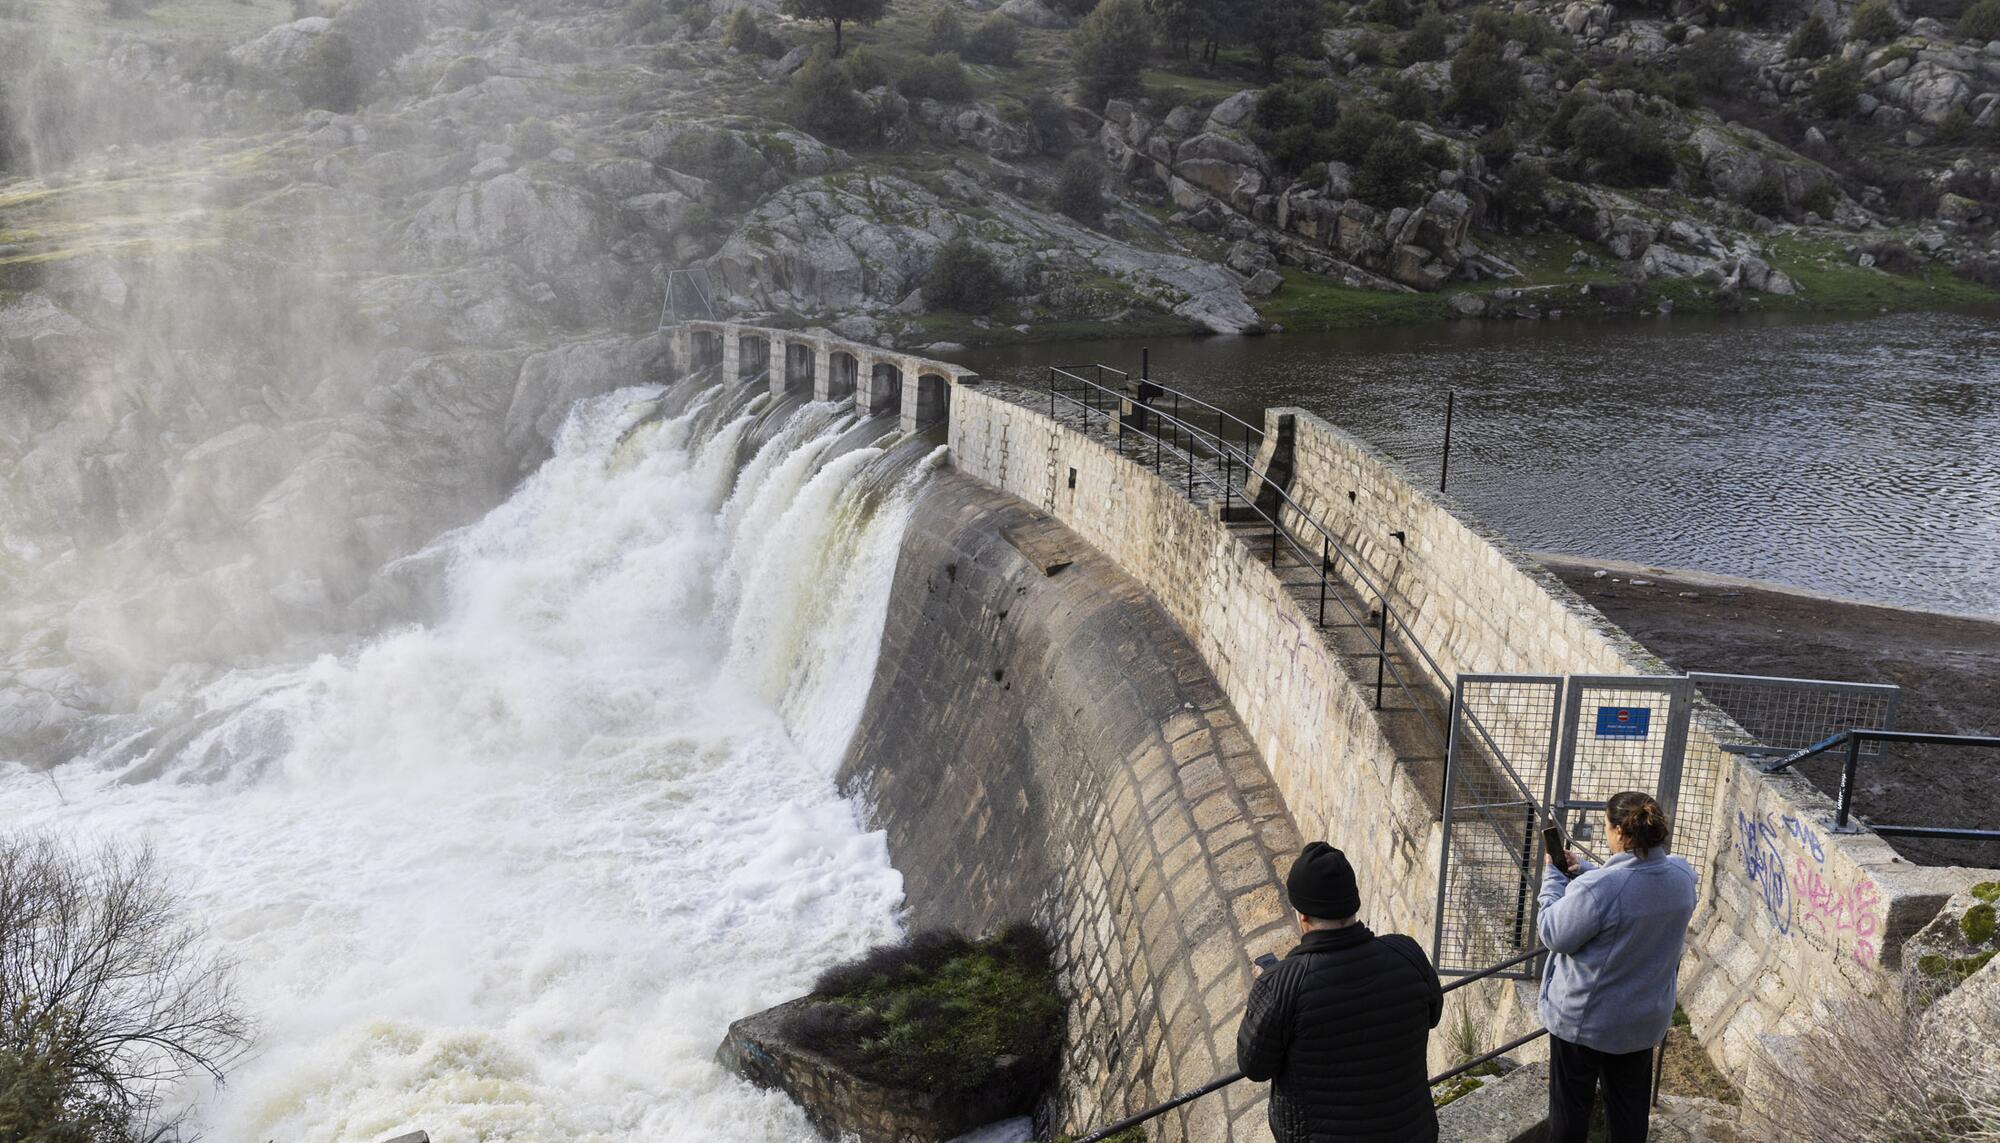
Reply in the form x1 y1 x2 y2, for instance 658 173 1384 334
1072 947 1550 1143
1761 729 2000 840
1045 366 1454 756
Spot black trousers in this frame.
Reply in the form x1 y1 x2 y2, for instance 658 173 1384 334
1549 1034 1655 1143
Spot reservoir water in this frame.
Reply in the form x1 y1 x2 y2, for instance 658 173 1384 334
969 310 2000 618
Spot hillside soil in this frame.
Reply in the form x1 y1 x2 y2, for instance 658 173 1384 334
1540 554 2000 869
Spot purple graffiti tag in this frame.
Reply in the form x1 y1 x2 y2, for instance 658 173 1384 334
1780 814 1826 864
1737 810 1790 935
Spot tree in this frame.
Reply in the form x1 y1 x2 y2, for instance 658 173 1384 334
1354 127 1428 206
1073 0 1151 103
1243 0 1325 77
1680 29 1751 96
781 0 889 57
924 237 1010 312
0 838 249 1139
1568 104 1675 186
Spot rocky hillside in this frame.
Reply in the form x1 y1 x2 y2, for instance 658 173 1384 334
0 0 1994 763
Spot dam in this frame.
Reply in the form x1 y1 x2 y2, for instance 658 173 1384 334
679 320 2000 1141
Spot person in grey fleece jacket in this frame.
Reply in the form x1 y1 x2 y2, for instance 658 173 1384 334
1538 790 1698 1143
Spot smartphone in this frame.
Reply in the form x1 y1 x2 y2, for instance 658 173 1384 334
1253 953 1279 971
1542 825 1576 875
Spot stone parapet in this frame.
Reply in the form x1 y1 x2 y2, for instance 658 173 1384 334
672 320 972 435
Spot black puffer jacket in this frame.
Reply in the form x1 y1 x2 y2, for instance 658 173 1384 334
1236 924 1445 1143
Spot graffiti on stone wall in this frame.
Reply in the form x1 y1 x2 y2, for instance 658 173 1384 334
1735 808 1880 968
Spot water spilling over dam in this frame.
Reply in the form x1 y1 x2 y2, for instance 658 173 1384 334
0 382 935 1140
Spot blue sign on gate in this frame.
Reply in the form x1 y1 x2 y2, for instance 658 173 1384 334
1595 706 1652 738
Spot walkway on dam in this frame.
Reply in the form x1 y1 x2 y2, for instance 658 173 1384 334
996 374 1455 806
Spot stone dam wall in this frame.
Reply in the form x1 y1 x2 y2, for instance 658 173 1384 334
839 472 1302 1142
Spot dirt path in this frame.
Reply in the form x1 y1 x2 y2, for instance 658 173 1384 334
1538 554 2000 869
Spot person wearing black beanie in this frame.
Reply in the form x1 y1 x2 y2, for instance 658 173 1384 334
1237 842 1445 1143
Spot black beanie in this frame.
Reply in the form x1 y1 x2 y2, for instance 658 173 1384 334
1286 842 1361 920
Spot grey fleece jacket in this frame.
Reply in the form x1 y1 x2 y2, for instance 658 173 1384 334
1536 846 1698 1054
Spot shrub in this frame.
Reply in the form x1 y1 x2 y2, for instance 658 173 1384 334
1811 57 1862 117
1255 78 1341 131
1935 103 1976 141
1053 151 1106 223
1388 75 1434 121
965 14 1022 64
925 237 1010 311
1354 124 1430 205
1476 124 1516 165
901 52 972 101
1074 0 1151 101
1265 123 1333 173
1495 156 1548 222
1352 31 1385 65
1799 178 1836 217
1681 30 1752 95
789 51 872 143
1788 13 1835 58
1569 104 1676 186
724 6 783 55
294 30 363 112
1399 8 1450 62
1847 0 1901 40
844 44 890 89
1446 29 1520 126
0 839 250 1139
1744 171 1789 217
1961 0 2000 39
926 6 965 52
1328 104 1394 162
1025 92 1072 152
1366 0 1412 28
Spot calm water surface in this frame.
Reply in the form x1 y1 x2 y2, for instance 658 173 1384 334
968 310 2000 618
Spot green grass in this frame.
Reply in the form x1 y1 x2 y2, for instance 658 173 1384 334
1140 68 1251 105
1762 234 2000 312
1256 266 1449 329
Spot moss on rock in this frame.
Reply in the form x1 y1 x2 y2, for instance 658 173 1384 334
1962 902 1996 946
783 925 1063 1098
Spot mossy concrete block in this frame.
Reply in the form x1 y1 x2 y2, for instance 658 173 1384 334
718 997 1034 1142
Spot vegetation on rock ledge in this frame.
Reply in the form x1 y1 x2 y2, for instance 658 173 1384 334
784 926 1063 1097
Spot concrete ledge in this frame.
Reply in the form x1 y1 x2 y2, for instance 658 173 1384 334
1437 1062 1548 1143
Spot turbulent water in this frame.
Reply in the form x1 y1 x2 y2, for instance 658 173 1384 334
0 385 935 1141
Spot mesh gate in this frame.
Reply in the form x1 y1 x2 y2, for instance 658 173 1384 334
1434 675 1564 978
1553 676 1694 858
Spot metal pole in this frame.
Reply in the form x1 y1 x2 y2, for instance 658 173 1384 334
1270 520 1278 566
1375 605 1388 709
1224 454 1233 517
1317 539 1328 627
1836 733 1862 829
1142 346 1149 382
1049 368 1055 419
1651 1033 1668 1108
1440 389 1455 493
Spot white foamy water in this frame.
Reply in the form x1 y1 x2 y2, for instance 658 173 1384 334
0 387 939 1141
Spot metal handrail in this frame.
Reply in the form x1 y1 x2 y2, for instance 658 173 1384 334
1761 729 2000 838
1072 946 1548 1143
1044 368 1453 756
1048 366 1456 702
